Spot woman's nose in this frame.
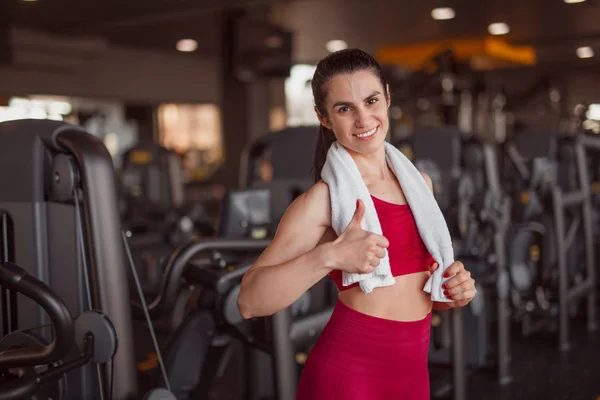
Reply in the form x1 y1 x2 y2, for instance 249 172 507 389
354 108 370 128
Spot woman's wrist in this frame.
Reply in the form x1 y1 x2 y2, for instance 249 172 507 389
317 241 338 272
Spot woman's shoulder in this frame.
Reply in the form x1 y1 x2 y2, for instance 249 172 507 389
285 180 331 225
305 180 330 201
419 172 433 192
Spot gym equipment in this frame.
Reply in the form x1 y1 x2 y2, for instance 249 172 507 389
506 130 597 351
409 127 512 390
119 142 216 296
120 141 187 234
217 188 272 239
0 119 176 399
127 180 334 399
0 262 95 400
389 50 476 139
240 127 318 223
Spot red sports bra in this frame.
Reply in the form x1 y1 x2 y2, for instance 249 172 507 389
329 195 434 291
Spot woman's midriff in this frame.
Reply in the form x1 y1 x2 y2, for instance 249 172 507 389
337 271 433 321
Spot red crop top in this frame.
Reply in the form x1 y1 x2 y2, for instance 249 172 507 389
329 195 435 291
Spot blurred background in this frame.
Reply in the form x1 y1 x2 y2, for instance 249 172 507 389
2 0 599 186
1 1 600 399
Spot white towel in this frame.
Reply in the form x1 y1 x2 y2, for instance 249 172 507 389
321 141 454 302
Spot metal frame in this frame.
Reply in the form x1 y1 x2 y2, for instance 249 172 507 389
553 135 598 351
0 120 137 399
482 143 512 385
246 307 333 399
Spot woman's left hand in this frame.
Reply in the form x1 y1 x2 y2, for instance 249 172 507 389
429 261 477 308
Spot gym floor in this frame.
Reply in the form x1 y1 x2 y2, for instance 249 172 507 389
440 317 600 400
134 313 600 399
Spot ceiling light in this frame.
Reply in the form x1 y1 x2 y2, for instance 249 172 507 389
576 46 594 58
488 22 510 36
176 39 198 52
587 104 600 120
564 0 586 3
431 7 456 20
326 40 348 53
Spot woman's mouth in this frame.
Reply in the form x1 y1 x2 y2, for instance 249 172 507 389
354 126 378 140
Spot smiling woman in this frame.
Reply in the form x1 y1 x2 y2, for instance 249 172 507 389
311 49 391 182
237 48 477 400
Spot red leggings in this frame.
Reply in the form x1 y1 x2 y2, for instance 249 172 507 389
296 300 431 400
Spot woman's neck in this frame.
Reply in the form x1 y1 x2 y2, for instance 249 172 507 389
350 146 391 181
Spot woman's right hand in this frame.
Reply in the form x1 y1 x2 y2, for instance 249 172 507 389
328 199 389 274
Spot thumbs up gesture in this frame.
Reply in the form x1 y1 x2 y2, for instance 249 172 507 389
329 199 390 274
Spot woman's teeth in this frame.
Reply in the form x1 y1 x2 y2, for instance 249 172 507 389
356 127 377 138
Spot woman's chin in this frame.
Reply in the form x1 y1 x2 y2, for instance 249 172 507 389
342 136 386 155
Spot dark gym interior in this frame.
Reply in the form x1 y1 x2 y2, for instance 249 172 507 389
1 0 600 399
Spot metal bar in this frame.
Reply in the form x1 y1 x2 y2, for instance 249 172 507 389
561 190 585 207
289 308 333 345
563 214 580 252
495 229 512 385
575 141 598 332
0 211 17 335
1 212 8 336
567 280 594 302
552 187 570 352
580 134 600 150
271 308 297 400
55 128 138 400
452 307 466 400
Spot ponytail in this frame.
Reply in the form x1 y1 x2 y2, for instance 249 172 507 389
312 124 337 182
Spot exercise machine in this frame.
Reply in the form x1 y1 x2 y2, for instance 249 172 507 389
407 126 512 393
505 130 597 351
0 119 175 399
0 261 95 400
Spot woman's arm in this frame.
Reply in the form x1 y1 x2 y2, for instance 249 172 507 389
237 182 335 319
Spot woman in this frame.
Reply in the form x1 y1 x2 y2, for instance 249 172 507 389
237 49 477 399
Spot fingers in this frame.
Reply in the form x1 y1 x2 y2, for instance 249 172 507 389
358 259 377 274
444 269 471 290
429 262 439 272
349 199 365 227
372 234 389 248
444 280 477 300
442 261 465 278
447 288 477 302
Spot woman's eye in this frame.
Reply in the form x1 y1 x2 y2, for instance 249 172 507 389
368 98 378 105
339 106 351 113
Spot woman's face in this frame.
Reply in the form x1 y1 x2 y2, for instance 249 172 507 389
317 70 390 155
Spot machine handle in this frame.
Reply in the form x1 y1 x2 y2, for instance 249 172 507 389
0 262 75 369
131 238 270 319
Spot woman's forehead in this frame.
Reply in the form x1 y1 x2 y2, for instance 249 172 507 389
326 71 383 103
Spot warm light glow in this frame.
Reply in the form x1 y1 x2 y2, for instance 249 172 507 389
431 7 456 20
576 46 594 58
587 104 600 120
564 0 586 3
0 97 72 123
488 22 510 35
326 40 348 53
176 39 198 52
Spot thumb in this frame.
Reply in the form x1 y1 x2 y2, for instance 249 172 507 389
349 199 365 228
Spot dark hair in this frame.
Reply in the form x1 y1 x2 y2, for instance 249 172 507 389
311 48 389 182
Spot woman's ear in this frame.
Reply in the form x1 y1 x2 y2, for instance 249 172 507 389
315 106 332 129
